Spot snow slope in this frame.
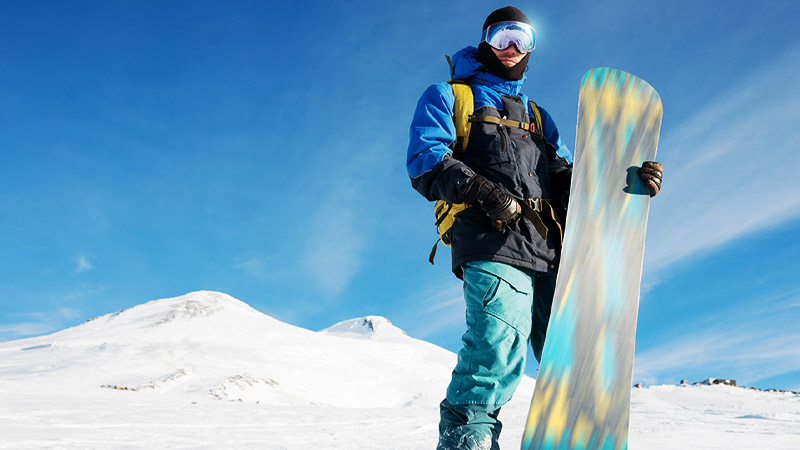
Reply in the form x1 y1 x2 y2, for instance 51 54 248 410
0 291 797 449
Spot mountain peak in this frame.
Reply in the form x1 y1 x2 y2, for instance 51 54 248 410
320 316 407 340
84 290 261 329
36 291 292 347
137 291 254 324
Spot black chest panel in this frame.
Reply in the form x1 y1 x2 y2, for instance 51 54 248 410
459 95 552 200
448 94 560 276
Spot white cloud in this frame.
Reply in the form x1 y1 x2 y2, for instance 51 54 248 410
406 283 465 339
644 45 800 273
63 286 106 302
0 305 90 341
75 255 94 273
301 195 366 298
633 290 800 387
57 307 85 320
234 255 272 278
0 322 56 338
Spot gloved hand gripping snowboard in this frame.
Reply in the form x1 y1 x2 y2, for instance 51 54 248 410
638 161 663 197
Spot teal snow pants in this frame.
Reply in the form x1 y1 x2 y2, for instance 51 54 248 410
437 261 556 450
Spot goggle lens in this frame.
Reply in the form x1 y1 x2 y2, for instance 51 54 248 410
481 21 536 53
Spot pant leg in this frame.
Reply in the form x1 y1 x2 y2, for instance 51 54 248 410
530 271 557 363
438 399 501 450
438 261 534 450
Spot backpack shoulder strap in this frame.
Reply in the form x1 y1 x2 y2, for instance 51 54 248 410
449 80 474 157
528 100 544 138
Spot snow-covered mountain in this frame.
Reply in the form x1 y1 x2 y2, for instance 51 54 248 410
0 291 798 450
0 291 468 408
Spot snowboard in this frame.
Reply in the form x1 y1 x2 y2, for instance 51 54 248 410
521 68 662 450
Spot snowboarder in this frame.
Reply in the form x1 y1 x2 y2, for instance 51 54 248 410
406 6 663 450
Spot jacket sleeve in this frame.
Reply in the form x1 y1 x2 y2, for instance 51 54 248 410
406 83 476 203
539 106 573 164
537 106 573 203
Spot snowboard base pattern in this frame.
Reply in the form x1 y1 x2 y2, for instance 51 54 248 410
521 68 662 450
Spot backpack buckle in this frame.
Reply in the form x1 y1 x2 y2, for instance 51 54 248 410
528 122 537 134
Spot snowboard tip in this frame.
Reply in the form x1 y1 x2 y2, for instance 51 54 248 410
580 67 661 105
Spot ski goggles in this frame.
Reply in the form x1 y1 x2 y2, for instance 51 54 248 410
481 21 536 53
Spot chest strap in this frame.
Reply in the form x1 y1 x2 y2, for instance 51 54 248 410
470 114 539 134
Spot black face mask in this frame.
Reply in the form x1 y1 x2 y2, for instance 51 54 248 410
478 42 530 81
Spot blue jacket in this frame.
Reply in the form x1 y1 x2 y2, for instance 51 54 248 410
407 47 572 182
407 46 573 276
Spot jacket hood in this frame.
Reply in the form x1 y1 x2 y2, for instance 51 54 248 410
450 46 527 96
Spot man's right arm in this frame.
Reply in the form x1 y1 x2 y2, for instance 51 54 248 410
406 83 476 203
406 83 522 231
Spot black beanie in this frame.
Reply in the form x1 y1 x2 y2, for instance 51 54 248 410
477 6 531 81
482 5 531 30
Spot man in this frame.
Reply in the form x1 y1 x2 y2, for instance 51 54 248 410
406 6 662 450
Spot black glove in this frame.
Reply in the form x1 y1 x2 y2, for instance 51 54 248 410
460 174 521 230
638 161 663 197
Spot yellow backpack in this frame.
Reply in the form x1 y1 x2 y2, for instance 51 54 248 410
428 76 544 264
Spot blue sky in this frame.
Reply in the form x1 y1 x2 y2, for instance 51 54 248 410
2 0 799 391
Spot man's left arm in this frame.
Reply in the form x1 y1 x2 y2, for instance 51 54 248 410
537 106 664 198
538 106 573 203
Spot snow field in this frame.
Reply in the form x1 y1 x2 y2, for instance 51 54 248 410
0 291 797 449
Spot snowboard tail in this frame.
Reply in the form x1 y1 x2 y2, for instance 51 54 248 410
521 68 662 450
